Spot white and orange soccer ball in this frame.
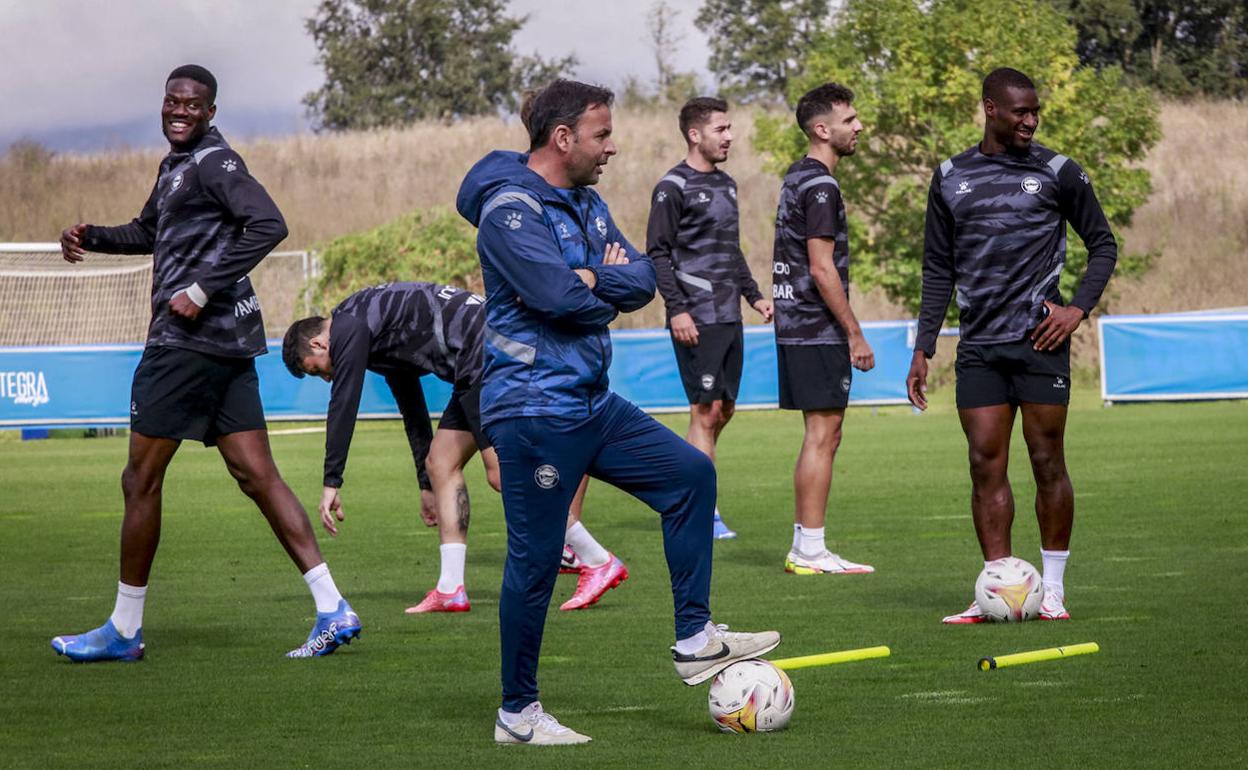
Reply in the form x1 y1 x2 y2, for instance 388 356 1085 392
708 659 795 733
974 557 1044 622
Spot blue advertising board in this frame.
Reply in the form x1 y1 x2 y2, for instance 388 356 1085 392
0 322 914 430
1099 311 1248 403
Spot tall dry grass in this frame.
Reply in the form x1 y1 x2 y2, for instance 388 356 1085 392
1 101 1243 335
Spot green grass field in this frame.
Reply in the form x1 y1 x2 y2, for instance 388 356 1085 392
3 388 1246 768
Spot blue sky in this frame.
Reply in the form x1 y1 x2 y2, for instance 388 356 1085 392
0 0 711 152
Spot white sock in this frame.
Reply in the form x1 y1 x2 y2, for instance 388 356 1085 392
438 543 467 593
1041 549 1070 594
303 562 343 613
499 702 540 725
798 526 826 556
675 629 709 655
791 523 802 552
564 521 609 568
109 581 147 639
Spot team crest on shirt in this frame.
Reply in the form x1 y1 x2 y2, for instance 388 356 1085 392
1021 176 1042 194
815 190 829 204
221 159 238 173
534 464 560 489
504 211 523 230
694 191 711 205
700 374 716 391
170 172 184 191
840 375 851 392
595 216 608 237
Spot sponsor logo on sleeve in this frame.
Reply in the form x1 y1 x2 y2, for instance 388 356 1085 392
815 190 829 204
504 211 523 230
656 190 668 203
221 159 238 173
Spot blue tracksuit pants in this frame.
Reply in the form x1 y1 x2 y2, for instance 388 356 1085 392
485 392 715 712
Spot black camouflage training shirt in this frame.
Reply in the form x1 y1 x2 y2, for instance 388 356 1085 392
646 161 764 326
772 157 850 345
914 142 1117 356
323 282 485 489
82 128 286 358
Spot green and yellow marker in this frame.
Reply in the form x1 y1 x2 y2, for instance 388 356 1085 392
978 642 1100 671
771 645 891 671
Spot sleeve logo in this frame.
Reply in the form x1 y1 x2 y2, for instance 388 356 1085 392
595 216 608 237
815 190 829 204
1021 176 1042 194
221 159 238 173
504 211 523 230
170 172 184 191
656 190 668 202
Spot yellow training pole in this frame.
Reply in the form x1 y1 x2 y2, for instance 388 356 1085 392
771 646 892 670
978 642 1100 671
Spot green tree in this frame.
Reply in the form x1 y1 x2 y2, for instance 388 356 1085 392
694 0 831 102
755 0 1161 317
1055 0 1247 97
304 0 576 130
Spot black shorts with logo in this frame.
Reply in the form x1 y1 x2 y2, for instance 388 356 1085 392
955 338 1071 409
672 321 744 404
129 345 266 446
438 380 490 449
776 343 852 411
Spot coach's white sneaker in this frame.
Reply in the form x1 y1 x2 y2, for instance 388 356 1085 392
494 702 591 745
942 600 989 624
784 549 875 575
1039 588 1070 620
672 623 782 686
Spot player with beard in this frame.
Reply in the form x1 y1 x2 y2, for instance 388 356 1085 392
646 97 773 541
771 83 877 576
53 65 359 662
457 79 780 745
907 68 1118 623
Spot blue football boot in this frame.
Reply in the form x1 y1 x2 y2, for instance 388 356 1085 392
51 620 145 662
286 599 361 658
712 512 738 540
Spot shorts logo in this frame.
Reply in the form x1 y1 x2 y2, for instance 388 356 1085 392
700 373 715 391
504 212 523 230
1054 376 1067 389
840 375 851 393
534 464 560 489
595 216 608 237
1021 176 1042 194
131 401 138 415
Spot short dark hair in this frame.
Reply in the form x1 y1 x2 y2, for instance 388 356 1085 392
521 79 614 151
281 316 326 378
167 64 218 104
795 83 854 138
679 96 729 142
982 68 1035 102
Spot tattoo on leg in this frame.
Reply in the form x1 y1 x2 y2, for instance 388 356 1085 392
456 485 470 535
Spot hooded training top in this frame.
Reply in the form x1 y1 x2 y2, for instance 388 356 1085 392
321 282 486 490
645 161 764 325
456 150 656 426
914 142 1117 357
81 127 287 358
772 157 851 345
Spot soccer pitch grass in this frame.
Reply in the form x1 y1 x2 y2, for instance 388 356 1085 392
3 388 1245 768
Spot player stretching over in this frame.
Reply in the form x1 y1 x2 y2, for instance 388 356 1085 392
53 65 358 661
646 97 773 541
771 83 876 576
282 282 625 613
457 79 780 745
906 68 1118 623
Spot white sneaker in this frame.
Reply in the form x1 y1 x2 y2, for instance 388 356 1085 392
672 623 781 686
494 702 591 745
1039 588 1070 620
942 601 989 625
784 549 875 575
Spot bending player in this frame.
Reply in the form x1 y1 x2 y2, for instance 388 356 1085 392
906 68 1118 623
646 96 773 541
282 282 626 613
771 84 876 575
53 65 358 661
458 79 780 746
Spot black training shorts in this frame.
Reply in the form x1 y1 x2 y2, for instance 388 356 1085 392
955 338 1071 409
129 345 266 446
776 343 852 411
438 380 490 449
672 321 744 404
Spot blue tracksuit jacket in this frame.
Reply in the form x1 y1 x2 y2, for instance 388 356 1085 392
456 151 656 425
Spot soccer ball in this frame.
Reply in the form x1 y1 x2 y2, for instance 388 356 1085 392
708 659 794 733
974 557 1043 622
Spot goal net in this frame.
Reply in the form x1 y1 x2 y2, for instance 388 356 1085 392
0 244 313 346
